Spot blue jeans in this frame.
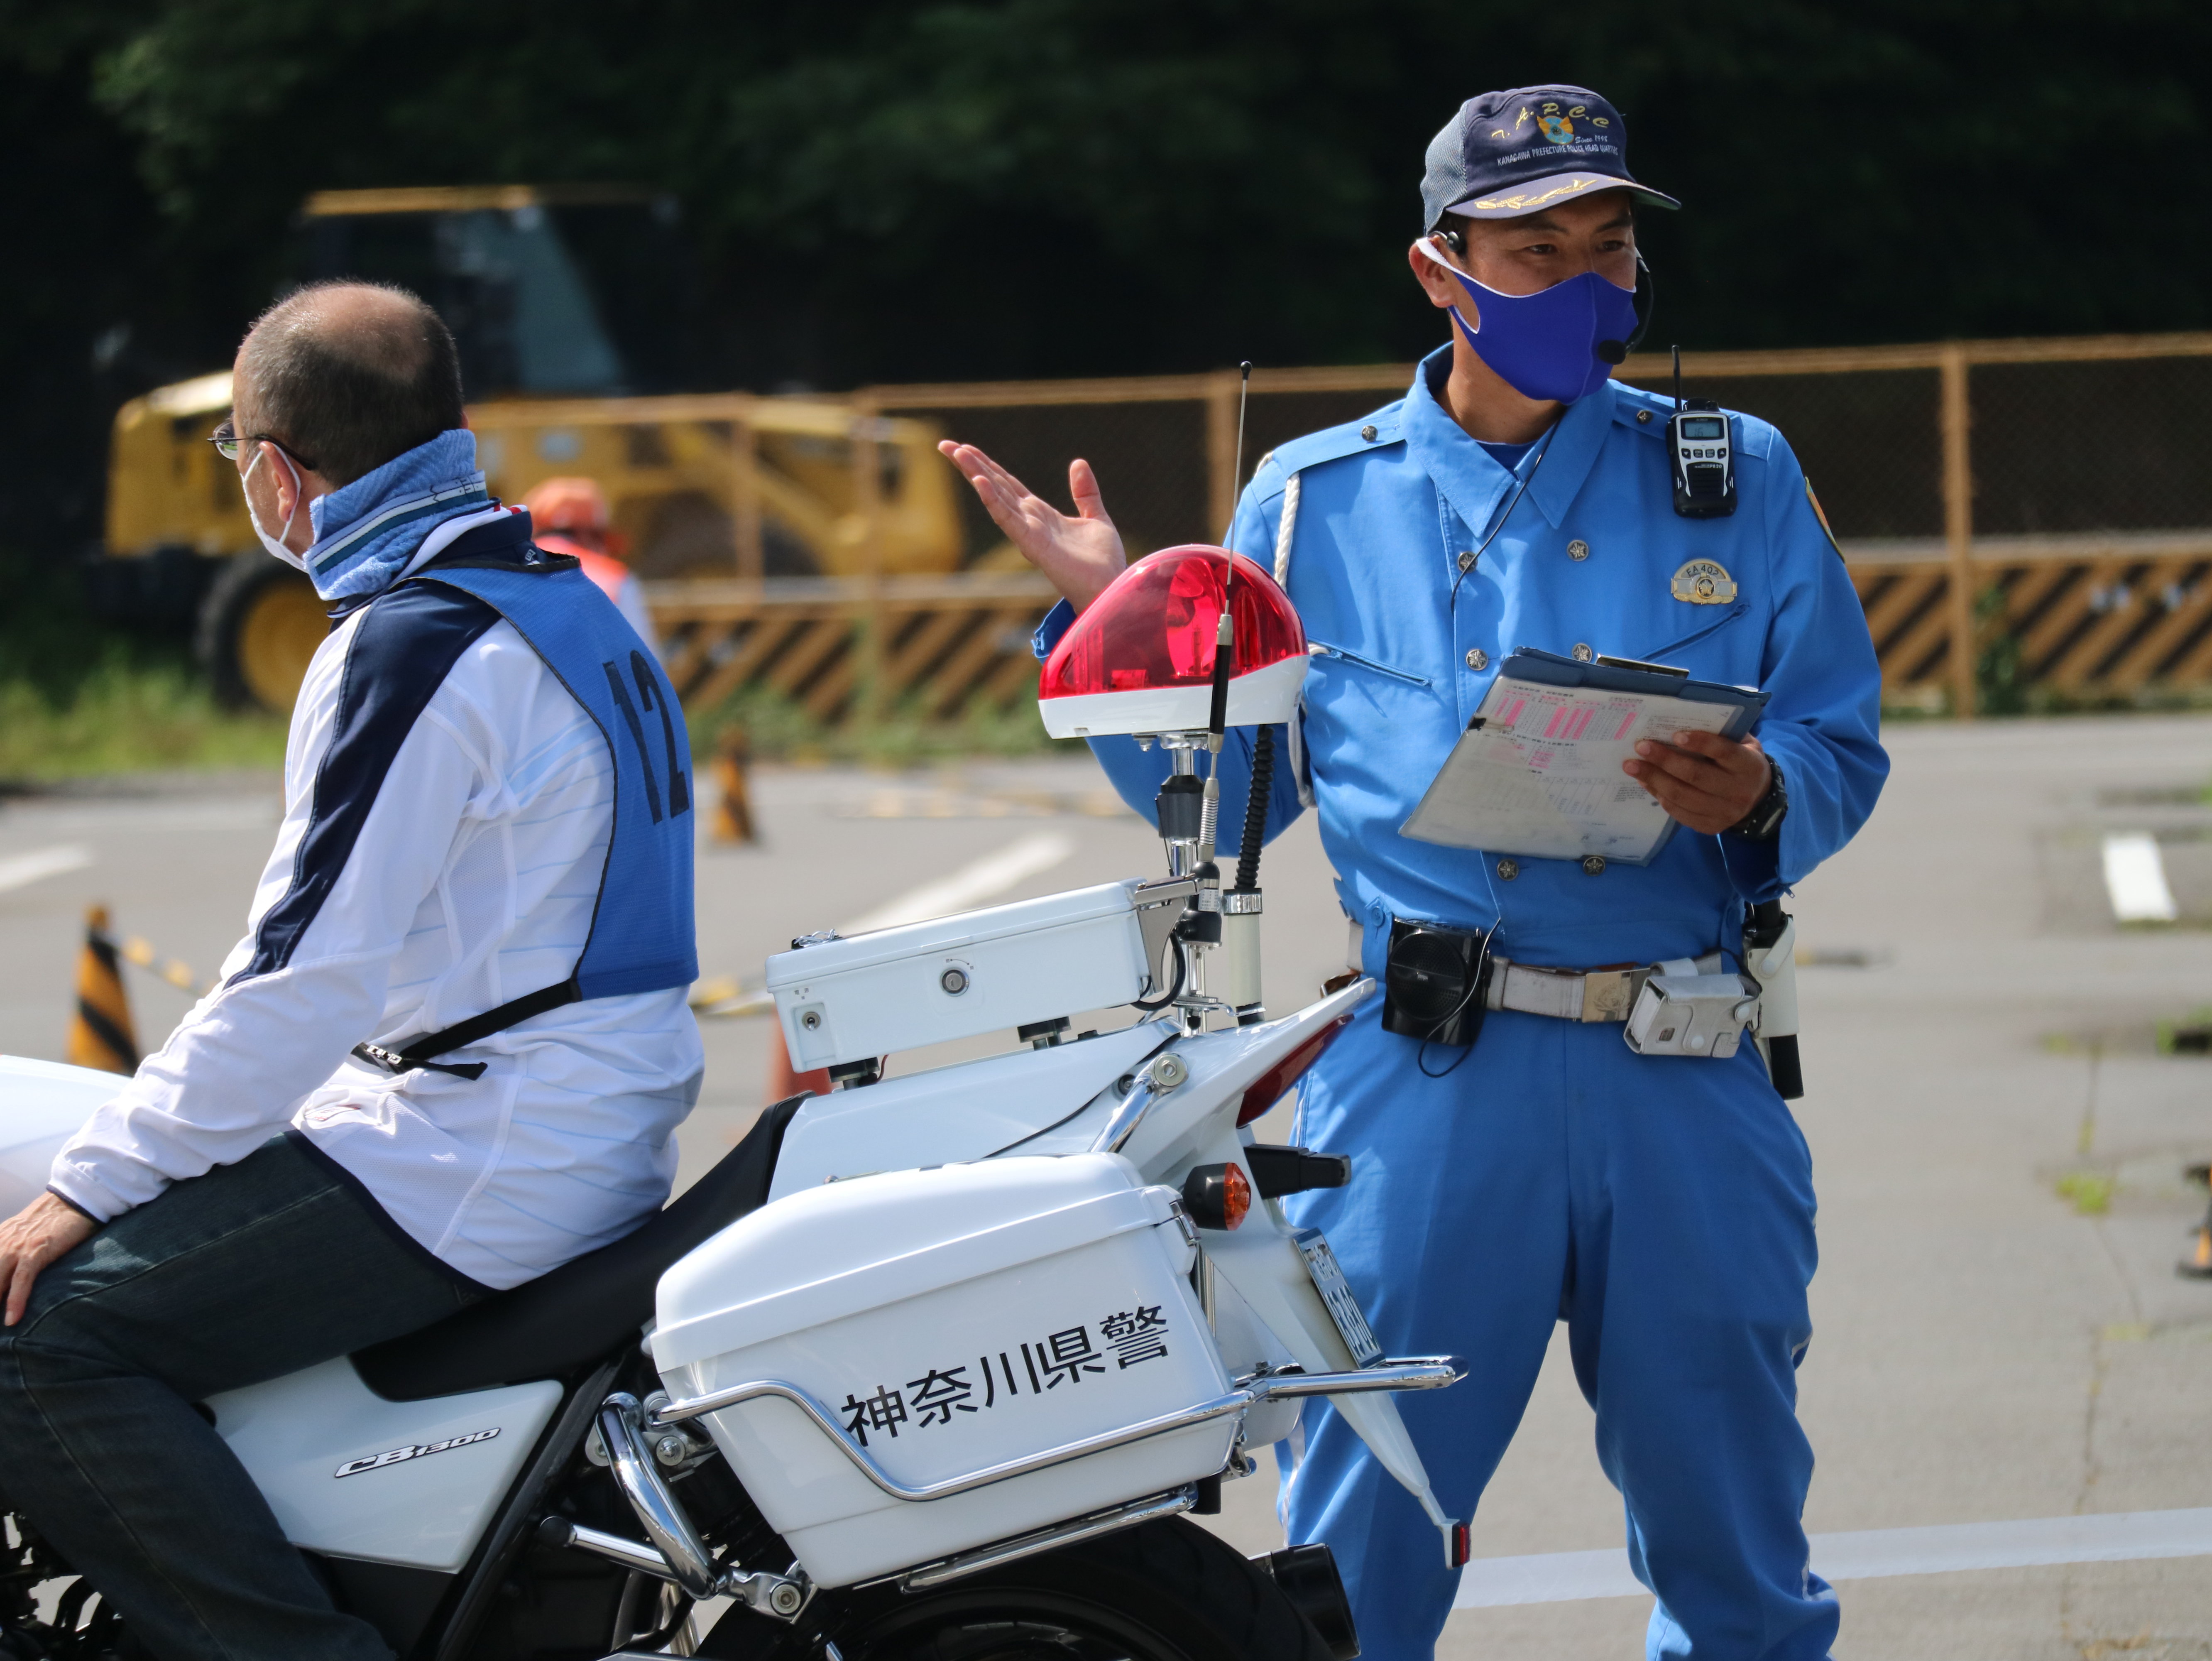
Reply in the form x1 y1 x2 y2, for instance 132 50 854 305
0 1135 481 1661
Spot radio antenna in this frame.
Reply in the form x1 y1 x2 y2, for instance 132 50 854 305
1206 361 1253 744
1231 360 1253 524
1672 344 1683 414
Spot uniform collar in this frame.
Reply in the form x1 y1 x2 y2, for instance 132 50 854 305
1402 344 1618 534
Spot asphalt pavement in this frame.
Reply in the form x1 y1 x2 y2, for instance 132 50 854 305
2 714 2209 1658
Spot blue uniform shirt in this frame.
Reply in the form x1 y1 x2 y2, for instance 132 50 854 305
1039 345 1889 972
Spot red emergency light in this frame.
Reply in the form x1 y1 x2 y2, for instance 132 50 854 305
1038 545 1307 739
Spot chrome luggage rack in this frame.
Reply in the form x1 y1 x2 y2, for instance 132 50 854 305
550 1359 1463 1602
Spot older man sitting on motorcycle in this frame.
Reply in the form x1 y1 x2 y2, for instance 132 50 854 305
0 281 701 1661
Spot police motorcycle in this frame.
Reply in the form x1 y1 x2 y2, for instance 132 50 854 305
0 546 1465 1661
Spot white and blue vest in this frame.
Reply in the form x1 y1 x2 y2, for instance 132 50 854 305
238 511 696 1073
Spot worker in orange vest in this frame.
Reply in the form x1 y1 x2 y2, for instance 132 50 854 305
523 477 657 649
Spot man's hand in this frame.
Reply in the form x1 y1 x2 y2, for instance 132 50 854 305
936 442 1127 612
1623 731 1772 836
0 1193 97 1327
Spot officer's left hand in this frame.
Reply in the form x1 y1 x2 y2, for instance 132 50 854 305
1623 732 1771 835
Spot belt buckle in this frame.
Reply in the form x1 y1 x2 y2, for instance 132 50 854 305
1578 968 1645 1023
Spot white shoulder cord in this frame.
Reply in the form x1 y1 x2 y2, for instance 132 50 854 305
1270 469 1316 808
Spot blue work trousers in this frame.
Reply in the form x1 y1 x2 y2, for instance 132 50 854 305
1282 1002 1835 1661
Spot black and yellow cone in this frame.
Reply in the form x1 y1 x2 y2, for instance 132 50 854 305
711 724 756 845
66 904 139 1076
2180 1219 2212 1280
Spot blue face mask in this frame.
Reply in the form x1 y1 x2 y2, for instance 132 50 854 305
1417 240 1639 405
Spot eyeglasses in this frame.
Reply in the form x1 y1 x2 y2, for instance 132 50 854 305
209 419 318 474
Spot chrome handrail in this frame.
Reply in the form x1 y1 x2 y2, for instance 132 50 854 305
1087 1067 1166 1156
651 1379 1250 1503
641 1357 1461 1505
1246 1357 1461 1399
593 1394 811 1617
898 1486 1199 1590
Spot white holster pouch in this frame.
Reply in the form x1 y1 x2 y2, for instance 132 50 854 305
1622 952 1762 1059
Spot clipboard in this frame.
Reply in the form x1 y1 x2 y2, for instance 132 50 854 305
1400 648 1769 866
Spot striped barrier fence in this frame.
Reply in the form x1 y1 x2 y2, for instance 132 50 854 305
642 331 2212 722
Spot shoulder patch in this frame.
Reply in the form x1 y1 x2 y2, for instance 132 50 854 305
1804 478 1844 558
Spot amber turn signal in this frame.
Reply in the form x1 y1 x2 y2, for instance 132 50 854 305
1181 1161 1252 1230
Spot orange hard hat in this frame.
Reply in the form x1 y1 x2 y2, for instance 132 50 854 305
524 476 612 534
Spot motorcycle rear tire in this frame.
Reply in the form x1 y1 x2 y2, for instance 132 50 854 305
699 1516 1342 1661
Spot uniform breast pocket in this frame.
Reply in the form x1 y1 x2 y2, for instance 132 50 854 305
1636 600 1754 680
1308 642 1432 687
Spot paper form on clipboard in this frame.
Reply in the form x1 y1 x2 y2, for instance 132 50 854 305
1400 649 1768 865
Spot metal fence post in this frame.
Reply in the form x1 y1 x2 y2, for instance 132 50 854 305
1205 370 1241 541
732 405 763 580
852 395 885 723
1940 343 1977 718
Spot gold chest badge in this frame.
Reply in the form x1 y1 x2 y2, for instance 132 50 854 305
1670 558 1737 605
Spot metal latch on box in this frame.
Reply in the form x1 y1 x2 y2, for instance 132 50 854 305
1622 953 1762 1059
1130 875 1199 999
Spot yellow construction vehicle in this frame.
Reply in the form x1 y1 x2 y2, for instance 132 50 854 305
93 186 968 711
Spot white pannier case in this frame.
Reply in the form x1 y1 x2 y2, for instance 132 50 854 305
651 1154 1233 1588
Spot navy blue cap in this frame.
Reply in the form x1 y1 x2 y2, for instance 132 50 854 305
1421 86 1679 229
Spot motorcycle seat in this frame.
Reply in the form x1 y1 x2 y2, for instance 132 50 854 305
351 1095 805 1402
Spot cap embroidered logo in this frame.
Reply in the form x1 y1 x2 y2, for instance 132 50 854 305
1425 84 1676 228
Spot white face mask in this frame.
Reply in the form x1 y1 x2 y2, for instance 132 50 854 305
243 445 309 572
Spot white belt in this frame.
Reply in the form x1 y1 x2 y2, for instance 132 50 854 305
1485 952 1731 1024
1485 957 1672 1024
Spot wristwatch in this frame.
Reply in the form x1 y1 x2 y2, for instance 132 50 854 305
1728 759 1788 842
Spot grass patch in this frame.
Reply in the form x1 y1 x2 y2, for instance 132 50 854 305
0 654 1069 782
2156 1008 2212 1055
0 651 288 779
0 539 1077 779
2056 1170 2115 1215
0 543 291 782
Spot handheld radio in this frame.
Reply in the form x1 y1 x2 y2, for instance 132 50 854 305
1668 345 1736 519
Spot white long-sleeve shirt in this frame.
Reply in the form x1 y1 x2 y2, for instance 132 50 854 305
51 598 705 1289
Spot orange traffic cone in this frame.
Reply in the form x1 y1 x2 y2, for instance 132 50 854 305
712 725 756 845
2181 1210 2212 1280
766 1024 829 1103
66 905 139 1075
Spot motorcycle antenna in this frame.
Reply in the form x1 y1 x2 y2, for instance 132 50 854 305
1231 360 1253 529
1205 361 1252 745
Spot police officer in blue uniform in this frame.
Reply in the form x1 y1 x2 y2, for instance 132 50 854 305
942 84 1887 1661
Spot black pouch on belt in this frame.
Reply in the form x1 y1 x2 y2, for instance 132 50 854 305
1382 917 1493 1049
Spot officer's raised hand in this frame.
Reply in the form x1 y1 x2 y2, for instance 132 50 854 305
1624 730 1773 835
936 442 1127 612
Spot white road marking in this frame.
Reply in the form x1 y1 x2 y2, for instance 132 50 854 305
0 844 94 895
1454 1507 2212 1608
2101 831 2178 922
838 830 1078 936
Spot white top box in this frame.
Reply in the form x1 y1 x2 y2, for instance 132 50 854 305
764 881 1155 1070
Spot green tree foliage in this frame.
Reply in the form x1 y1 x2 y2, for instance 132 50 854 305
3 0 2209 551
